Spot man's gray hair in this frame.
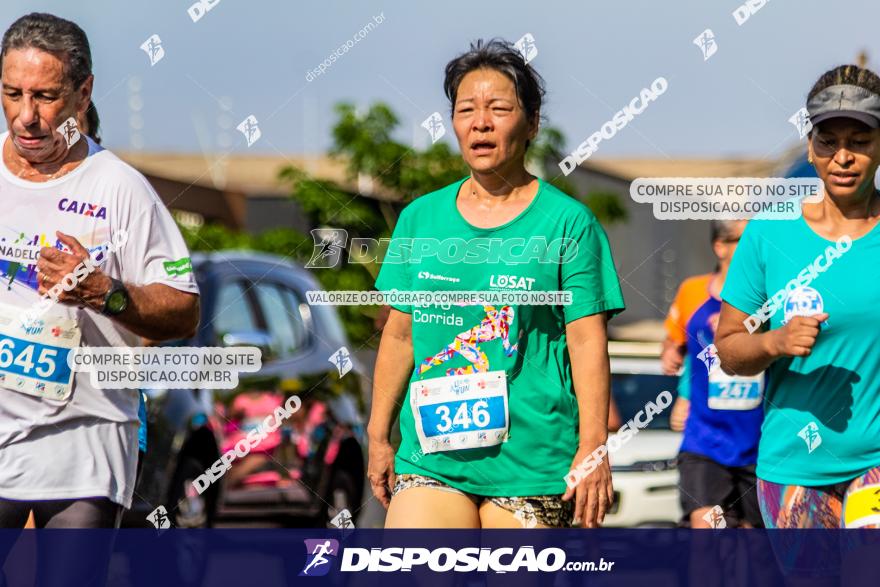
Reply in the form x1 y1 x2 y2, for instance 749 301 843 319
1 13 92 88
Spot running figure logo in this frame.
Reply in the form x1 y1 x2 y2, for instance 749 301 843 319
299 539 340 577
329 346 353 377
513 502 538 528
237 115 262 147
789 107 813 139
140 34 165 66
798 421 822 453
702 505 727 529
692 29 718 61
329 508 354 529
57 117 81 148
697 344 719 373
147 505 173 530
306 228 348 269
514 33 538 64
418 305 517 376
421 112 446 144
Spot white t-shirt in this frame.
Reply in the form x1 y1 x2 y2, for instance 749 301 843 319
0 133 199 507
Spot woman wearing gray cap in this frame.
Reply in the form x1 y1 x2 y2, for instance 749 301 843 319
715 64 880 529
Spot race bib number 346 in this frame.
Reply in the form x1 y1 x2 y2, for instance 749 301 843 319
410 370 509 454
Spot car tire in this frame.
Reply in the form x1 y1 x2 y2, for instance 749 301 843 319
167 456 214 528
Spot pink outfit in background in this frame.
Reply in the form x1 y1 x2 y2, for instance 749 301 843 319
221 392 283 455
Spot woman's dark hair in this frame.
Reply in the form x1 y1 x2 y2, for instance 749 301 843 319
443 38 545 148
808 64 880 101
807 64 880 134
84 100 101 144
1 12 92 89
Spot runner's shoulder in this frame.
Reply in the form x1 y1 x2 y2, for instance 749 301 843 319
86 148 163 206
538 181 604 236
741 215 791 239
542 181 598 217
403 179 462 217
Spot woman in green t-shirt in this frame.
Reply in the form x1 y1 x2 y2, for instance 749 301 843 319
716 64 880 529
368 39 625 529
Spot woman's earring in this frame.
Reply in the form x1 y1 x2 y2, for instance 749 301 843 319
808 156 813 164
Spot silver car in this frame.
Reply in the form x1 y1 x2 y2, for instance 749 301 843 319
604 341 682 527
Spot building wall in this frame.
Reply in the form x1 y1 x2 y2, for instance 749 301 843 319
559 165 716 325
145 174 246 229
246 196 310 234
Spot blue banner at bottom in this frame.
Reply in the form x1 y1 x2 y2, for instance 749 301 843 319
0 529 877 586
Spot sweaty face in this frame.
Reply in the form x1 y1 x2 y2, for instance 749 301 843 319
1 47 89 163
452 68 536 175
809 118 880 200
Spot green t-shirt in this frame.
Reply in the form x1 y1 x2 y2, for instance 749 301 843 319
722 215 880 486
375 177 625 496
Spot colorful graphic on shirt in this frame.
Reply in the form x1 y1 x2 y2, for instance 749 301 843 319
0 231 58 290
418 305 517 377
0 226 111 292
2 232 29 289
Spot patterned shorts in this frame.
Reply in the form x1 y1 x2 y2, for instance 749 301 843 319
392 473 574 528
756 466 880 576
757 464 880 528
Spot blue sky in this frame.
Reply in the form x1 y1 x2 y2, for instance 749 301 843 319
2 0 878 161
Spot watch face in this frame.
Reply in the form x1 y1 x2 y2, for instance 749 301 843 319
107 290 128 314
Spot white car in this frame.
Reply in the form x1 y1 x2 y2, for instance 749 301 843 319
603 341 683 527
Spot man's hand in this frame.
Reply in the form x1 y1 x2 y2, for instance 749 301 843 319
36 231 109 309
669 397 690 432
562 442 614 528
766 313 829 358
661 340 685 375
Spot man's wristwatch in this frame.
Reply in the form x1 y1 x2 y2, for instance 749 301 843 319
101 277 130 316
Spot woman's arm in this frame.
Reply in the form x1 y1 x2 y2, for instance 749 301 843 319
568 313 610 449
714 301 827 375
367 308 414 507
367 308 414 441
562 312 614 528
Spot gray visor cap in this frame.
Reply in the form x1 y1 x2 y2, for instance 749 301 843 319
807 84 880 129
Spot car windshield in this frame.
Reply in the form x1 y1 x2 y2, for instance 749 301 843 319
611 373 679 430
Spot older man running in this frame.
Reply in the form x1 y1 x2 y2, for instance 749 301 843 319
0 12 199 529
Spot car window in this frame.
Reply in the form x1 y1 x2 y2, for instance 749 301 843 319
213 281 259 339
311 302 348 346
611 373 679 430
278 287 309 349
253 283 306 357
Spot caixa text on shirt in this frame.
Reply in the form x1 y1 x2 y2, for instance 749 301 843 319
57 198 107 220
